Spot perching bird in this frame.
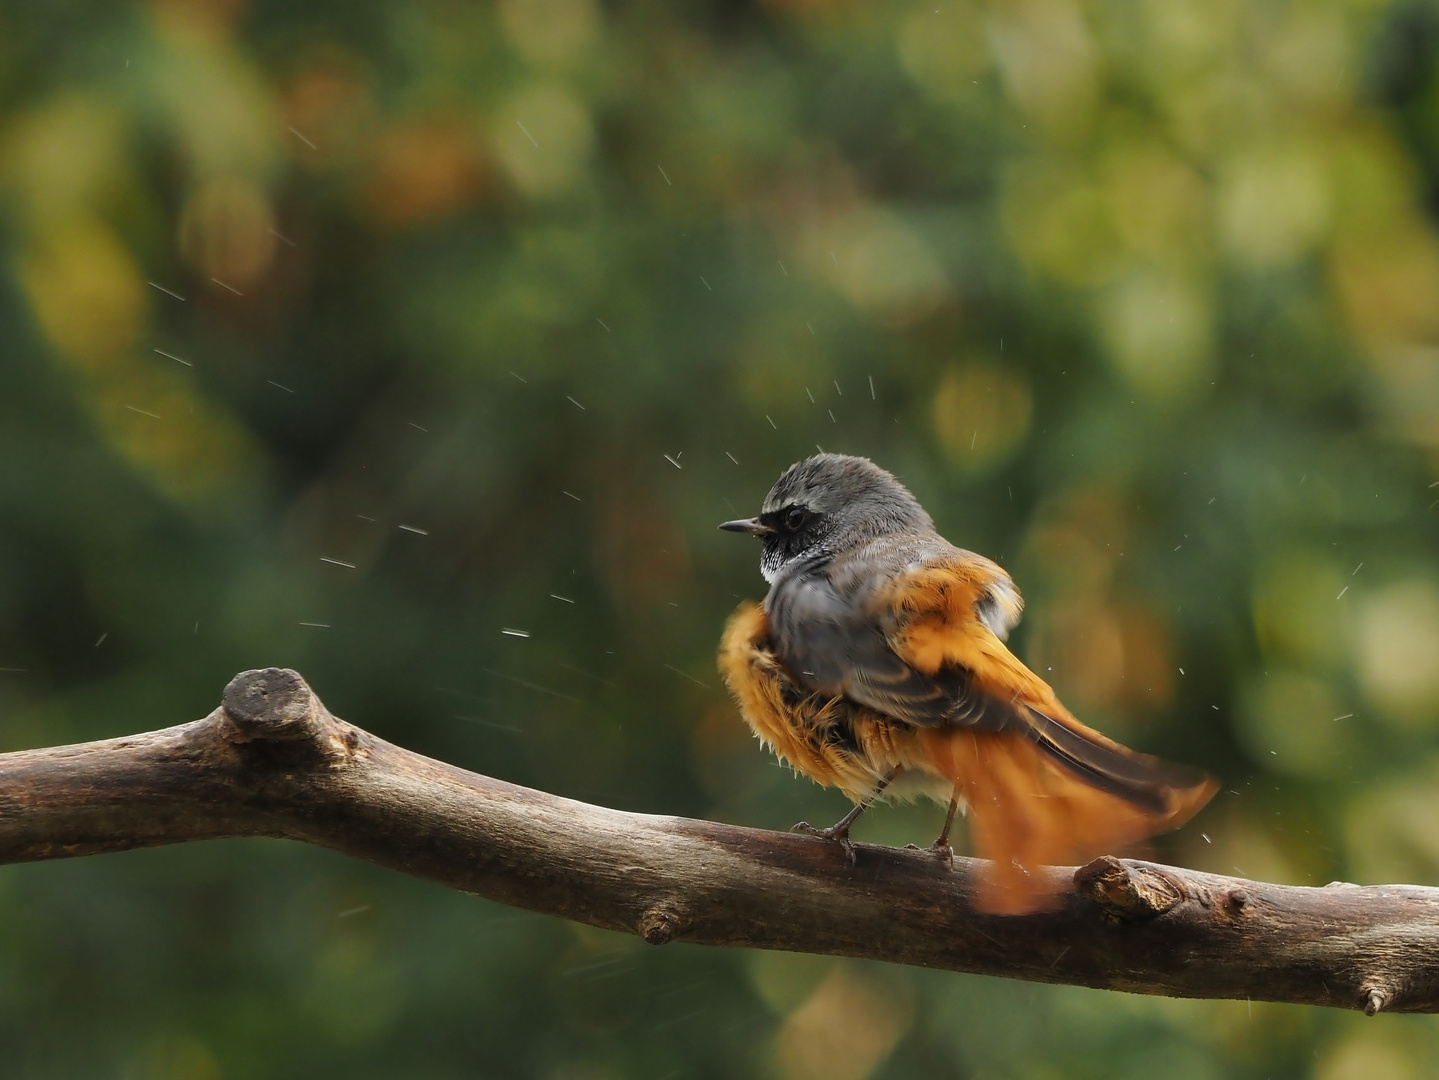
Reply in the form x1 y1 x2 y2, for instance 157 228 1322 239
717 453 1216 913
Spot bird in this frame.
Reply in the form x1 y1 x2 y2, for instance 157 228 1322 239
716 453 1217 913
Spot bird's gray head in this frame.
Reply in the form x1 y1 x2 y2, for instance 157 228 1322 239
720 454 933 583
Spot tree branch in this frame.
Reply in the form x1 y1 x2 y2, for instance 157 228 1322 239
1 668 1434 1016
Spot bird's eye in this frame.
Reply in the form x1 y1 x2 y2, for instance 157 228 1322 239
785 507 808 531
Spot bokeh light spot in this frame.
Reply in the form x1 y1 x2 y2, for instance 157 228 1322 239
773 967 911 1080
1358 580 1439 727
931 362 1032 474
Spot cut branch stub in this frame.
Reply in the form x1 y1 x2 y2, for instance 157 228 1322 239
222 668 324 743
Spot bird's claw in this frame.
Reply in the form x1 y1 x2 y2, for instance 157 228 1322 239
791 820 840 840
904 841 953 868
791 821 858 866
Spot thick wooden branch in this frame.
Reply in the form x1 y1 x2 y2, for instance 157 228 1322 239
1 668 1434 1015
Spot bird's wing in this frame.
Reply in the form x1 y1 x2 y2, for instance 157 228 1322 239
875 553 1214 813
768 550 1211 808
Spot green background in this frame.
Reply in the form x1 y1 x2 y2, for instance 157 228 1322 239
4 0 1439 1076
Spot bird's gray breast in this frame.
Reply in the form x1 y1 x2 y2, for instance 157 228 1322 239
764 567 872 697
762 540 926 700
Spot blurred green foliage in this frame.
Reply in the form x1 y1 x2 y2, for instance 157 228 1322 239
4 0 1439 1076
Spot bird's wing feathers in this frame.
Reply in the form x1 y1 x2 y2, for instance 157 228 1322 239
876 554 1214 812
768 550 1210 815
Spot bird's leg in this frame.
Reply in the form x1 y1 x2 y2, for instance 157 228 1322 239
792 768 900 865
930 788 960 868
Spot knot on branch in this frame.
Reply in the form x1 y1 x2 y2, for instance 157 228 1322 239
1075 856 1184 921
639 905 682 945
1363 986 1390 1016
223 669 325 744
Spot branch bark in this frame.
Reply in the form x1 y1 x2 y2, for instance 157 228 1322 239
1 667 1433 1016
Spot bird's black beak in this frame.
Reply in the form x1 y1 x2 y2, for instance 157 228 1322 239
719 517 773 536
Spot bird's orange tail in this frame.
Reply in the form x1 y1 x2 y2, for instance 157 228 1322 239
919 725 1217 914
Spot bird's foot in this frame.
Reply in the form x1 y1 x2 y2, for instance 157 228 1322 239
791 821 857 866
905 840 955 868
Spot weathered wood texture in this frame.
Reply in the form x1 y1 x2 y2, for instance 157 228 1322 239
1 667 1434 1015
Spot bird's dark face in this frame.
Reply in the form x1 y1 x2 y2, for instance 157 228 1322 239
719 453 933 583
722 499 829 584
